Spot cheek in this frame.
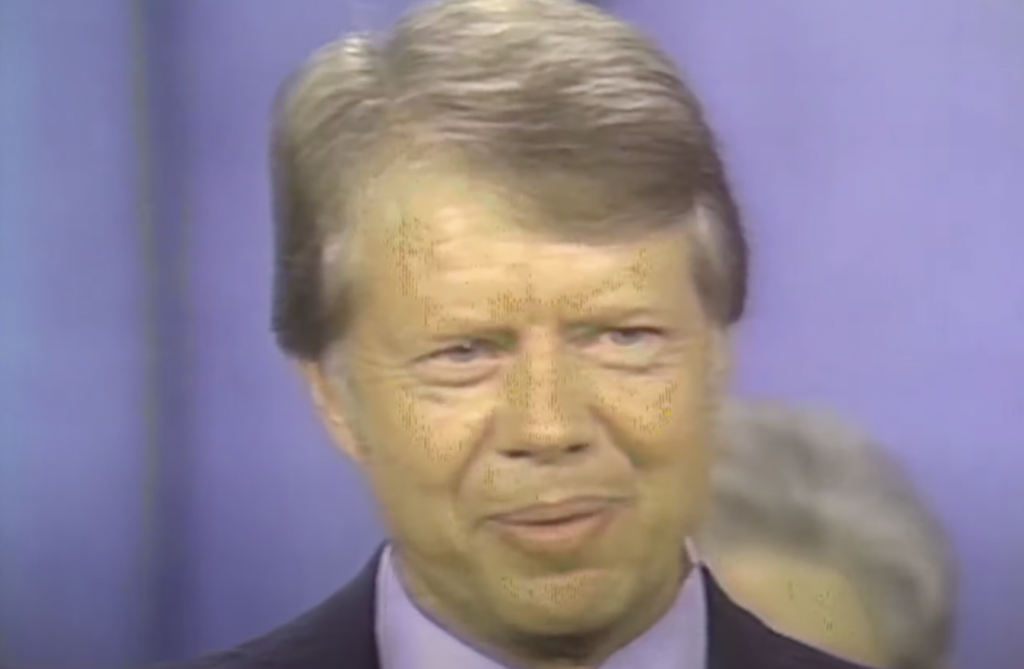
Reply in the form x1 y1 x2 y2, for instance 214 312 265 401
359 389 500 557
591 365 713 465
589 365 714 529
364 383 499 491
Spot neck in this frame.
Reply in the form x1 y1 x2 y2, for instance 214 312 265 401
393 548 692 669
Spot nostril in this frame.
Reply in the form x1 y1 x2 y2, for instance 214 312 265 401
501 443 589 459
503 443 589 459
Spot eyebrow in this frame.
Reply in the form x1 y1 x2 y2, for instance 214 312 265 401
417 304 678 337
566 305 673 323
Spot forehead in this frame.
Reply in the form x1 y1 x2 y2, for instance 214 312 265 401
349 166 697 305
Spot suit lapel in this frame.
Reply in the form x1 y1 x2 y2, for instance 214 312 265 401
703 565 767 669
277 545 384 669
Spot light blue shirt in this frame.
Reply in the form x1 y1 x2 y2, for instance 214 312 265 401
375 543 708 669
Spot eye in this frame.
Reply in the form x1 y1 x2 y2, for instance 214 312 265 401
601 327 663 347
428 339 496 364
583 326 666 369
418 338 503 386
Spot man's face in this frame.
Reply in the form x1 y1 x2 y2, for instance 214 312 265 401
307 167 727 641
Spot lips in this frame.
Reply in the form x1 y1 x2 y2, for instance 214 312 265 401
493 497 614 525
488 497 622 553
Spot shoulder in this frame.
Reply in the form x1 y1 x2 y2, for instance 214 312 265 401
703 566 880 669
757 629 883 669
143 605 362 669
146 550 383 669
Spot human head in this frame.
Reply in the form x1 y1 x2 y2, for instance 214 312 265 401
699 400 957 669
270 0 746 665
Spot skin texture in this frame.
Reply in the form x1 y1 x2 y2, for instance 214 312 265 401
302 165 728 668
714 550 889 667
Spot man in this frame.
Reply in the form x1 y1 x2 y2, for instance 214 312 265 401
163 0 876 667
700 401 958 669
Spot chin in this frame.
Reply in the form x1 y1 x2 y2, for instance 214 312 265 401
493 568 632 635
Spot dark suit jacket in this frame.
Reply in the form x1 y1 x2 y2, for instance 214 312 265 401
158 546 875 669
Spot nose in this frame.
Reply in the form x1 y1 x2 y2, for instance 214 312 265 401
500 335 592 462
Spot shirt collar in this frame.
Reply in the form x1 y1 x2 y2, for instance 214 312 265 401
375 542 708 669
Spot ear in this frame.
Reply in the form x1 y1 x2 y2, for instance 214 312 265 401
296 360 366 464
707 328 733 393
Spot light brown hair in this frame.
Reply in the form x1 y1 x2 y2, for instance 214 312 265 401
270 0 748 359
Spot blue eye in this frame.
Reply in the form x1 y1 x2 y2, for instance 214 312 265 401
432 340 493 363
604 327 661 346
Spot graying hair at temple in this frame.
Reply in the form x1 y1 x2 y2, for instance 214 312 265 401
701 400 958 669
268 0 747 360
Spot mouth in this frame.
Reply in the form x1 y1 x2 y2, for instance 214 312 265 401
489 497 622 553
